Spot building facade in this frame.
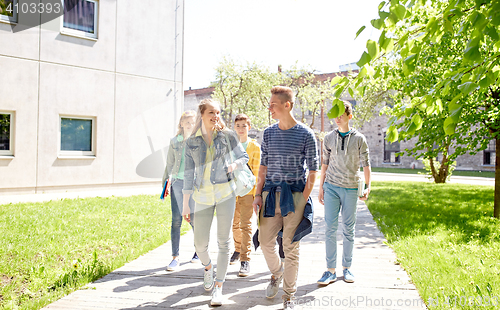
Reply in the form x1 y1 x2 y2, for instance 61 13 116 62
0 0 184 194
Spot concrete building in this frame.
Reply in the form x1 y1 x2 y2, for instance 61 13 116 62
0 0 184 194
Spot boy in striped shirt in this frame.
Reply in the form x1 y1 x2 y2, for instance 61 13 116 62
252 86 319 310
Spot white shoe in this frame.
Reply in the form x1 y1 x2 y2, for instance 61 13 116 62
211 286 223 306
203 266 214 291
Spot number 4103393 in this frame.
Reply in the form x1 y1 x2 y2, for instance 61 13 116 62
5 2 62 15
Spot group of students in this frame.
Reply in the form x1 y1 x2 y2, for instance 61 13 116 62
161 86 371 309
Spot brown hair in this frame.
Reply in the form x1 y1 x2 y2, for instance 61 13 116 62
192 99 226 135
271 86 295 108
234 113 251 126
343 100 353 116
176 110 196 136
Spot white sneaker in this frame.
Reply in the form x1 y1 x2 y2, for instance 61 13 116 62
203 266 214 291
210 286 223 306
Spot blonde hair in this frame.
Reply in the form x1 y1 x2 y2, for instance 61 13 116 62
176 110 196 136
271 86 295 108
192 99 226 135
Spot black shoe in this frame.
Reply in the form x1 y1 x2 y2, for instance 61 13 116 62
238 261 250 277
230 251 240 265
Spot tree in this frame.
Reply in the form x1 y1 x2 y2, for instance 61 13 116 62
211 57 281 129
281 64 336 131
212 59 338 133
330 0 500 217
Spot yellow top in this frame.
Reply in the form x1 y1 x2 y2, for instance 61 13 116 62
192 129 235 205
245 139 261 196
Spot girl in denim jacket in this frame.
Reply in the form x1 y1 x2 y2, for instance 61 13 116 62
162 110 198 271
182 99 248 306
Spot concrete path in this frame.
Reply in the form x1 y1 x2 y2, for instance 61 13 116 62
42 183 426 310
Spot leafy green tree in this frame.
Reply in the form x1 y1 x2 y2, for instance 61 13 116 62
211 57 281 129
331 0 500 217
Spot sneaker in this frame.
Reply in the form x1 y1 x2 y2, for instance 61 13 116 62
317 271 337 285
283 298 296 310
230 251 240 265
166 258 179 271
266 273 283 299
343 268 355 283
210 285 223 306
203 266 214 291
190 252 200 263
238 261 250 277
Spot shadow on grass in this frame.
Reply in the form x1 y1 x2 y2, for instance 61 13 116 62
367 181 497 245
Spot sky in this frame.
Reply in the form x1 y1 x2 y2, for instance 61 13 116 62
183 0 381 90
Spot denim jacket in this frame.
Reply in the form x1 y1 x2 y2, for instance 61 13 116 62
182 129 249 195
162 135 185 186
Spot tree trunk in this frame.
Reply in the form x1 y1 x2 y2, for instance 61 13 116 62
429 156 438 181
495 136 499 219
429 155 449 183
437 153 450 183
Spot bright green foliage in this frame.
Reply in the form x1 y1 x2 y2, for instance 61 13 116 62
369 181 500 309
0 195 182 310
339 0 499 188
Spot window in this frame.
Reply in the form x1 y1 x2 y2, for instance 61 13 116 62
59 116 95 157
61 0 98 39
0 0 17 23
0 112 13 156
483 139 496 166
384 133 400 163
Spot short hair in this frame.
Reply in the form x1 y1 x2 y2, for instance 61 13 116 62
343 100 353 116
234 113 251 126
271 86 295 108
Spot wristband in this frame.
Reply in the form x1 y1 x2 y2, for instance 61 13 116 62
255 193 262 197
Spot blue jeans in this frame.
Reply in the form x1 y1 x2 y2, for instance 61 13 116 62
193 195 236 283
170 179 195 257
323 182 358 268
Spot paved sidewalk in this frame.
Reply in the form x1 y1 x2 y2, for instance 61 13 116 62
41 183 425 310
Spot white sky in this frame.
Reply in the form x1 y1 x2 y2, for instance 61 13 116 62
183 0 381 90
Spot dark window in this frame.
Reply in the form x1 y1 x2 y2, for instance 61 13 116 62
484 139 496 165
63 0 96 34
384 133 400 163
61 118 92 151
0 113 10 151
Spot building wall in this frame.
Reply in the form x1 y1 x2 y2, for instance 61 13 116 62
0 0 184 194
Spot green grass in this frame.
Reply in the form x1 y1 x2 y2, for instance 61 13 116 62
367 181 500 309
0 195 189 310
369 167 496 178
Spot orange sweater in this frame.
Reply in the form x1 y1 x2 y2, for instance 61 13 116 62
245 139 261 196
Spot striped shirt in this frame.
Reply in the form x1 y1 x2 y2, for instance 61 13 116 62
261 122 319 183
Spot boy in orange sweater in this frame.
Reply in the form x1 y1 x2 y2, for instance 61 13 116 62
230 114 260 277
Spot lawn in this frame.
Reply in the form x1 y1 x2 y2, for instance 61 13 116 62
367 181 500 309
0 195 187 310
369 167 495 178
